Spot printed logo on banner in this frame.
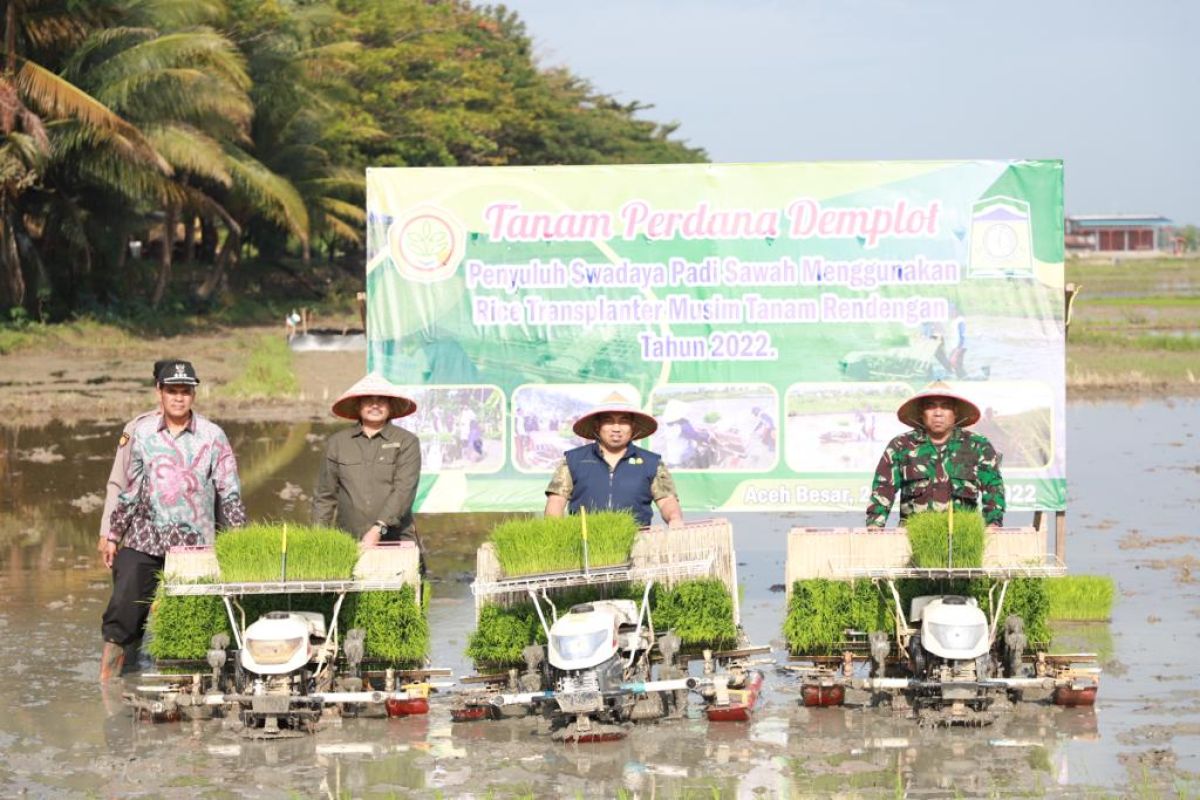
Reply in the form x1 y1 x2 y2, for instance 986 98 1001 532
968 196 1034 278
388 205 466 283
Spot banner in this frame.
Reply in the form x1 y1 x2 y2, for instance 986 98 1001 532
365 161 1065 515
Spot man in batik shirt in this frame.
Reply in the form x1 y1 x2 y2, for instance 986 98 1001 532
99 360 246 680
865 382 1005 529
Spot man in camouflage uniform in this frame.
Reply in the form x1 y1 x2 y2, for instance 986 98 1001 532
545 393 683 528
865 382 1005 528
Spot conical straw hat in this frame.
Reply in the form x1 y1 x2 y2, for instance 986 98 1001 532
572 391 657 440
330 373 417 421
896 381 981 429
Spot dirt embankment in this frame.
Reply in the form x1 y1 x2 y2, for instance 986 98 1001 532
0 326 367 427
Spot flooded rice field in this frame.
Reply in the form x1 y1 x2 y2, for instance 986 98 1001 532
0 400 1197 797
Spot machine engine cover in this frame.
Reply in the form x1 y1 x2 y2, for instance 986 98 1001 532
548 602 635 670
241 612 318 675
917 597 990 661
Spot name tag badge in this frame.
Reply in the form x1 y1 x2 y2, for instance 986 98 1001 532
381 442 401 449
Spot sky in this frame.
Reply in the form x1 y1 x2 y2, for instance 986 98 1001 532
500 0 1196 224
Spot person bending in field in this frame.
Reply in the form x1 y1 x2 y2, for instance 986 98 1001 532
864 381 1005 529
544 393 683 528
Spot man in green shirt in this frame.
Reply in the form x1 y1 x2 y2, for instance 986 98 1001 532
312 373 421 548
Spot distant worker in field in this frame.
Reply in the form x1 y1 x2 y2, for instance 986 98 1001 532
934 313 968 379
865 382 1005 529
544 393 684 528
100 360 247 681
312 373 422 550
751 405 777 449
661 399 712 468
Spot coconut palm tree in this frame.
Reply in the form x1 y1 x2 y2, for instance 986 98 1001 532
61 0 309 306
0 0 165 310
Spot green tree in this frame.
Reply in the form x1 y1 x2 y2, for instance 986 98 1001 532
0 0 164 311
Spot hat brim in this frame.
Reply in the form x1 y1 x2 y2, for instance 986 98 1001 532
897 392 981 429
331 394 417 421
159 377 199 386
572 408 657 441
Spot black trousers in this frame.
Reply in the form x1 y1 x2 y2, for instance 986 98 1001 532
101 547 165 646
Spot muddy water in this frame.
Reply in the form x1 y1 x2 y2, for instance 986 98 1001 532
0 402 1196 797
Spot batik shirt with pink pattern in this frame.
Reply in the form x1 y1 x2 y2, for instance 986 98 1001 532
109 412 247 556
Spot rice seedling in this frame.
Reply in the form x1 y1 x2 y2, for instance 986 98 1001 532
345 584 429 664
467 603 549 667
490 511 638 576
146 588 229 660
467 580 737 666
651 580 737 648
1045 575 1115 621
148 524 428 663
989 577 1051 646
214 523 359 581
467 584 648 666
906 510 986 568
785 575 1051 653
784 580 891 653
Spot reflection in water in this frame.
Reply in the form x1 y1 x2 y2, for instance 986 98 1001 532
0 404 1196 796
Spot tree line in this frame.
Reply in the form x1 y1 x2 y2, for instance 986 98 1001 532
0 0 706 319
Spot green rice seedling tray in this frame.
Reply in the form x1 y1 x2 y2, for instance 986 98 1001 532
148 524 427 664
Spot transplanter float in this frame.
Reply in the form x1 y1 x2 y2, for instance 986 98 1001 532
453 519 768 742
126 541 446 738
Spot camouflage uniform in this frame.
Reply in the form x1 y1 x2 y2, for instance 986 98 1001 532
865 427 1005 527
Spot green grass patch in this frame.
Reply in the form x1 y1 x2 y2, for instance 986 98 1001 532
490 511 638 576
214 523 359 581
149 524 427 664
1045 575 1115 621
0 317 135 355
1087 295 1200 308
0 325 36 354
906 510 986 568
1068 345 1200 385
217 334 299 398
1071 328 1200 351
1066 257 1200 295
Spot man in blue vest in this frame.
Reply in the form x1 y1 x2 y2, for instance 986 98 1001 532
544 393 684 528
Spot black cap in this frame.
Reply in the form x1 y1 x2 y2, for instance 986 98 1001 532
156 360 200 386
153 359 178 380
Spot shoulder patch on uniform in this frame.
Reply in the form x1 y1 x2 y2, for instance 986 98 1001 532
118 432 130 447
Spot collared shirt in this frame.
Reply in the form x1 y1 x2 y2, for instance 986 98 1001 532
109 412 247 556
865 427 1005 527
99 409 160 539
311 423 421 538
